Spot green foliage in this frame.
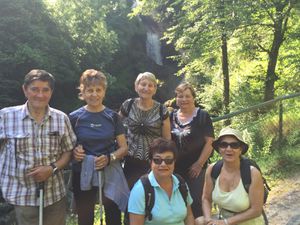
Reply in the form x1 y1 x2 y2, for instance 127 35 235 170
260 146 300 181
46 0 152 108
1 0 299 114
46 0 119 69
0 0 151 111
0 0 80 111
282 101 300 146
133 0 300 117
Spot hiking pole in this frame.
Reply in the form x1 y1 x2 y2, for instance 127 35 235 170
98 169 103 225
38 182 44 225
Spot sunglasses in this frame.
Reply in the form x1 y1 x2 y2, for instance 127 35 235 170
219 142 241 149
152 158 175 165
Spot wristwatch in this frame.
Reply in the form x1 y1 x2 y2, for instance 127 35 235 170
110 153 117 162
50 163 59 175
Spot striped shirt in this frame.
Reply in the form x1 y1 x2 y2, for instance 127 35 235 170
120 99 169 160
0 103 76 207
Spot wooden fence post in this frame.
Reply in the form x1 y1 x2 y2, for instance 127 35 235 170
278 101 283 145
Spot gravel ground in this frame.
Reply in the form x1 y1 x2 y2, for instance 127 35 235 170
265 173 300 225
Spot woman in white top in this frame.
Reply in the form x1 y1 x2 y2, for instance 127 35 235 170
197 127 265 225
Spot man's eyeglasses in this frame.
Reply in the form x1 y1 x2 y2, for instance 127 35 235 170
152 158 175 165
219 142 241 149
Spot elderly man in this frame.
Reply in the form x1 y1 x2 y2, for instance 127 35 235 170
0 69 76 225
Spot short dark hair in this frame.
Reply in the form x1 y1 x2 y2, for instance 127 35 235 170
24 69 55 90
149 138 178 160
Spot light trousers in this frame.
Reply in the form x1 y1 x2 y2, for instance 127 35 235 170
14 197 67 225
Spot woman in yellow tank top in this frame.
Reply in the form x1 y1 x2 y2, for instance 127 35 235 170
196 127 265 225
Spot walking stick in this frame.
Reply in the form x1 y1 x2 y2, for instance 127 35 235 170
98 170 103 225
38 182 44 225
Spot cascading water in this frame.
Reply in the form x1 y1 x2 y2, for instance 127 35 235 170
146 31 163 65
128 0 181 101
130 0 163 65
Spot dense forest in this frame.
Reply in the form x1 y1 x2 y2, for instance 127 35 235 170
0 0 299 114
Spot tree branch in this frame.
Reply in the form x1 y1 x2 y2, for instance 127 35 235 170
262 0 276 23
257 43 270 54
281 1 294 34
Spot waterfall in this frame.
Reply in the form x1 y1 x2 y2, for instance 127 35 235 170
146 31 163 65
130 0 163 65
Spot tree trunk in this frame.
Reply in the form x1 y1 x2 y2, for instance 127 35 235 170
263 1 294 101
264 21 283 101
221 33 230 125
219 0 230 125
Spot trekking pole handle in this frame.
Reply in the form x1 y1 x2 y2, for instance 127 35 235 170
36 182 44 198
95 153 108 171
38 182 44 190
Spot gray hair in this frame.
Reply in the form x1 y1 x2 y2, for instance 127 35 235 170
135 72 157 87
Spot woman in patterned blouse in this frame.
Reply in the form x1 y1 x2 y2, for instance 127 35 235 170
119 72 171 189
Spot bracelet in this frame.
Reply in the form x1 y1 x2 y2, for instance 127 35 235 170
223 218 229 225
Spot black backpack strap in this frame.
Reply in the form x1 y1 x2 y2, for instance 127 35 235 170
211 160 224 186
122 98 135 117
240 157 252 193
174 173 188 206
240 157 269 224
159 103 164 124
196 108 206 126
140 174 154 221
240 157 271 200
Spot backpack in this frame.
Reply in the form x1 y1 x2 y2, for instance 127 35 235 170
123 98 164 124
211 157 271 224
140 173 188 221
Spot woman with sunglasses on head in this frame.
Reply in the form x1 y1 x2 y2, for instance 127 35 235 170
170 82 214 220
69 69 129 225
128 138 195 225
197 127 265 225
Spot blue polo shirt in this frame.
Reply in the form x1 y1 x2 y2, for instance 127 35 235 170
128 171 193 225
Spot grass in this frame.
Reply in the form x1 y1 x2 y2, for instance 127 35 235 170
255 145 300 187
67 205 108 225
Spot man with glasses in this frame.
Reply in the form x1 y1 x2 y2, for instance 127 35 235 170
0 69 76 225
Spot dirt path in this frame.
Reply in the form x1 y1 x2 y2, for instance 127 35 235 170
265 173 300 225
